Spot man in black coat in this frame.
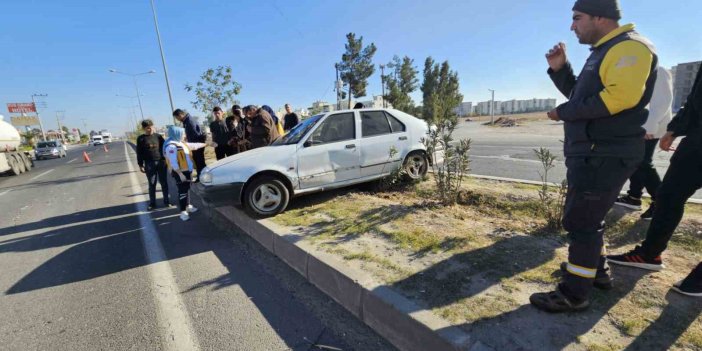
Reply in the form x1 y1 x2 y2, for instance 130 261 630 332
136 119 170 210
172 109 206 181
209 106 233 160
283 103 300 131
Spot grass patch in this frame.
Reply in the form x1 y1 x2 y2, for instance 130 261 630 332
437 295 519 323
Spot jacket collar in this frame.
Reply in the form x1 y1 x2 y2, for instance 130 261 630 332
593 23 635 48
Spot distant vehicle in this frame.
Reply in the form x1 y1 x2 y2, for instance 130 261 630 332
35 140 67 160
101 132 112 143
0 115 34 175
195 108 434 218
91 135 105 145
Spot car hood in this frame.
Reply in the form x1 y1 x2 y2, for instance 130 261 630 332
206 144 298 171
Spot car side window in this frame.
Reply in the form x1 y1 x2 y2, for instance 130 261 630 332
385 112 406 133
361 111 392 137
308 113 355 145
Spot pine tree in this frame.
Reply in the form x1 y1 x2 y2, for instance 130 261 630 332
338 33 377 106
383 55 419 114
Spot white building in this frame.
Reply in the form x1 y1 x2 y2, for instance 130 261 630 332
672 61 701 111
453 102 473 116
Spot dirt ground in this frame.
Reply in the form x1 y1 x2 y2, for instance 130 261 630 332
273 178 702 351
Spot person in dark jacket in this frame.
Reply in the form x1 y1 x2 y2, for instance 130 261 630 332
227 104 249 154
283 103 300 131
172 109 206 181
607 67 702 297
243 105 279 149
136 119 170 210
530 0 658 313
209 106 233 160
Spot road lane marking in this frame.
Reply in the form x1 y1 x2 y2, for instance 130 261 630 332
0 189 11 197
123 142 200 351
30 169 54 181
67 158 78 164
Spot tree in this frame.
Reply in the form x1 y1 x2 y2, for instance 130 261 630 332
185 66 242 123
338 33 377 106
22 131 36 147
421 58 462 124
383 55 419 114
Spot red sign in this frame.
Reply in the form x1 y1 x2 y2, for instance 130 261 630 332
7 103 37 113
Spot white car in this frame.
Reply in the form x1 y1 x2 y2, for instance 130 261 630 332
195 108 432 218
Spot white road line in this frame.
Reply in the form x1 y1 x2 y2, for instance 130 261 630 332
0 189 11 197
30 169 54 181
123 142 200 351
67 158 78 164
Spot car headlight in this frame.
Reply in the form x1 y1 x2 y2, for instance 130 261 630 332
200 171 213 184
51 148 59 153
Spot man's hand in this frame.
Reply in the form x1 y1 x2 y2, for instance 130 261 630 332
547 108 560 121
139 166 145 173
659 131 677 152
546 42 567 72
644 133 655 140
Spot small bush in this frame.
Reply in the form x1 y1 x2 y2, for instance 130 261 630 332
534 147 567 231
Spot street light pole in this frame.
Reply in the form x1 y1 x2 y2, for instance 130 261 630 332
133 76 145 121
31 94 47 141
380 64 386 108
109 69 154 122
55 110 65 143
149 0 176 124
488 89 495 125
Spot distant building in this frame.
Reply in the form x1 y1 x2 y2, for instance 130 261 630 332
672 61 701 111
469 98 556 116
453 102 473 116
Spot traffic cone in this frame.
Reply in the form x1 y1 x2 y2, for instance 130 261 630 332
103 144 108 152
83 151 92 163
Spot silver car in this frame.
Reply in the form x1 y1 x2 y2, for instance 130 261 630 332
35 140 67 160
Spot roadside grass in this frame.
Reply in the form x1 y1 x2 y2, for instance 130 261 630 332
271 176 702 350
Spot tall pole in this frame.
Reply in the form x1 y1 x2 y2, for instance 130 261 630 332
335 64 340 111
488 89 495 125
133 76 145 120
31 94 47 141
380 64 386 108
55 111 65 143
150 0 176 124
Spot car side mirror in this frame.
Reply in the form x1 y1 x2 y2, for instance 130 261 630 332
303 140 312 148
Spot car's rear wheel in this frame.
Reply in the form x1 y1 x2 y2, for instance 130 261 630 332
403 151 428 181
243 176 290 218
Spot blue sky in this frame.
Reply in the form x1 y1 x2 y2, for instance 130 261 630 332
1 0 700 136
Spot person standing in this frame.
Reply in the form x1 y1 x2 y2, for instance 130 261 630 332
283 103 301 131
172 109 206 181
163 125 214 221
607 65 702 297
136 119 170 211
209 106 234 160
615 66 673 219
244 105 279 149
262 105 285 136
530 0 658 313
227 104 249 154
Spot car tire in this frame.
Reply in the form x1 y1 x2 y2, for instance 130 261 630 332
16 155 27 173
21 153 32 170
403 151 429 181
8 155 21 176
243 176 290 218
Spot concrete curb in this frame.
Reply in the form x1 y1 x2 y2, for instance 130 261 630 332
191 194 488 351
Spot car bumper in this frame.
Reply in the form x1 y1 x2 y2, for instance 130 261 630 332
192 181 245 206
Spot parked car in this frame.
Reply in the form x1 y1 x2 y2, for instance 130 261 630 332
194 108 433 218
35 140 67 160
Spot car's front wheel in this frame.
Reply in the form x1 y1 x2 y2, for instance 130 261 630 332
403 151 428 181
243 176 290 218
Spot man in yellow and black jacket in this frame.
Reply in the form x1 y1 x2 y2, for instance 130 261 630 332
530 0 658 312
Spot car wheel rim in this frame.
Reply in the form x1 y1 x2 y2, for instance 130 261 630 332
406 155 426 178
252 184 282 213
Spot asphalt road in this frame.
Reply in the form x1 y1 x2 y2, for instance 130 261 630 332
453 119 702 201
0 142 396 351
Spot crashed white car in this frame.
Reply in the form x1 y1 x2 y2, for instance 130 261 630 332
194 108 432 217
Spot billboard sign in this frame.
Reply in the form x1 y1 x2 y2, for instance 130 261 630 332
7 103 37 114
10 116 40 126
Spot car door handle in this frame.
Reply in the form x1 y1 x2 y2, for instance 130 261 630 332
345 144 356 149
399 136 408 141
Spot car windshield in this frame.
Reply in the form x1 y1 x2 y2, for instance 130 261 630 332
37 142 57 148
271 114 323 146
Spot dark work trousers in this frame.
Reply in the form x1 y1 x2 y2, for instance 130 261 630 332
627 138 662 200
641 138 702 259
172 171 192 211
214 145 234 160
144 160 169 206
191 149 206 180
559 157 639 302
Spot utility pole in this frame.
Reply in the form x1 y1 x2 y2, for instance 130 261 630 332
488 89 495 125
380 64 386 108
335 63 341 111
55 110 65 143
31 94 48 141
149 0 176 125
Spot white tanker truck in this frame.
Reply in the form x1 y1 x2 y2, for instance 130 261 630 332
0 115 34 175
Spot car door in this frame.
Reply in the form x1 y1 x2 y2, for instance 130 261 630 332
297 112 359 189
359 110 410 177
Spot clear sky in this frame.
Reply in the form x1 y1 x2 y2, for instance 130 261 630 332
1 0 700 136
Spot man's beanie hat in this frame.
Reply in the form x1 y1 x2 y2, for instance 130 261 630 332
573 0 621 20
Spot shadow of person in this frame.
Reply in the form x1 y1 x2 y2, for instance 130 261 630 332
436 266 651 350
624 290 702 351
